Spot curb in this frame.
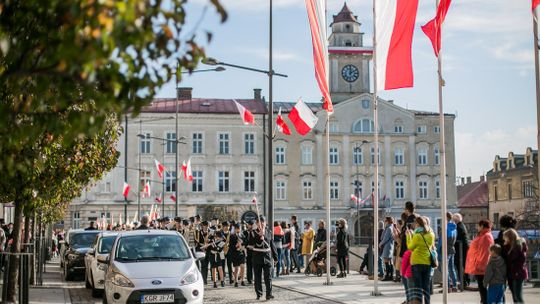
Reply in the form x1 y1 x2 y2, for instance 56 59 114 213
273 283 348 304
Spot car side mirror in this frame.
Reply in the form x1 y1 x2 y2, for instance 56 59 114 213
97 254 110 264
194 252 205 261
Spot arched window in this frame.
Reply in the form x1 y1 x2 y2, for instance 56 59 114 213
353 119 375 133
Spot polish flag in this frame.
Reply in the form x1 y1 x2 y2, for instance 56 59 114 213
143 181 151 198
155 196 162 204
276 107 291 135
170 195 176 202
181 159 193 182
288 99 318 136
375 0 419 91
122 182 130 198
350 194 358 203
305 0 333 114
154 159 165 179
534 0 540 11
421 0 452 57
233 100 255 125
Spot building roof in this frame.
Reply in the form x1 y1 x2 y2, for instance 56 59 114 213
457 181 488 208
411 110 456 118
272 101 322 113
141 98 268 115
331 3 359 25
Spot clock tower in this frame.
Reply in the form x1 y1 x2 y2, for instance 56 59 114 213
329 3 373 103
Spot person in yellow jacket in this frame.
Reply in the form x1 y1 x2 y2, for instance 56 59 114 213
406 216 435 304
301 221 315 270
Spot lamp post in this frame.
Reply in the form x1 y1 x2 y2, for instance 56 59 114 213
353 140 368 245
202 57 287 230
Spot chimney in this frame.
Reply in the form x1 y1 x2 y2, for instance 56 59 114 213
461 177 465 185
467 176 472 184
177 87 193 100
480 175 485 182
253 88 262 100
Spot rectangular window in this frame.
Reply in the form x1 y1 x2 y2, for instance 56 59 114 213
72 212 81 229
192 132 203 154
140 170 151 191
395 181 404 199
494 185 498 201
371 181 380 193
192 171 203 192
418 149 428 165
244 133 255 155
276 181 286 200
275 147 286 164
353 180 363 198
371 147 381 164
436 181 440 199
330 181 339 199
508 182 512 200
434 148 440 165
303 181 313 200
353 147 363 165
105 182 112 193
433 126 440 134
218 133 230 155
329 122 339 133
218 171 229 192
165 171 177 192
140 133 151 154
301 146 313 165
417 125 427 134
394 148 404 165
244 171 255 192
419 181 428 199
166 132 177 154
493 213 500 229
523 180 534 198
394 125 403 133
329 147 339 164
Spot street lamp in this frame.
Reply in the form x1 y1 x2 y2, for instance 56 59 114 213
353 140 368 245
202 56 287 232
180 67 226 73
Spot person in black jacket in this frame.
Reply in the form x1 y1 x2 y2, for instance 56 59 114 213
399 202 417 258
336 218 349 278
314 220 327 248
135 215 150 230
250 216 277 300
452 213 470 288
243 220 255 284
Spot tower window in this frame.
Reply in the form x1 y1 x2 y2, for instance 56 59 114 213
345 40 352 47
345 24 352 33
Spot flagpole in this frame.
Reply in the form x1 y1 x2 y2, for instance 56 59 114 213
323 0 332 287
434 0 449 302
533 6 540 194
371 0 381 295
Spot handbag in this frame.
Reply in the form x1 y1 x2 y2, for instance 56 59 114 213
420 233 438 268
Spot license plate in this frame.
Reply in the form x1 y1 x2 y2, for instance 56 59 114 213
140 294 174 303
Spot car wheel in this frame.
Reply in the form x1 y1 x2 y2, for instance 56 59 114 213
102 292 108 304
91 274 101 298
316 267 323 277
63 266 71 281
330 267 337 276
85 273 92 289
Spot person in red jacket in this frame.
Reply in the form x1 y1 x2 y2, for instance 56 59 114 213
465 219 494 304
503 228 528 304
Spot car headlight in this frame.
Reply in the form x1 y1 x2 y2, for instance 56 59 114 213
97 263 108 271
111 272 134 287
68 254 79 260
179 269 199 286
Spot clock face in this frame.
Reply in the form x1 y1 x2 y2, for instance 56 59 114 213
341 64 359 82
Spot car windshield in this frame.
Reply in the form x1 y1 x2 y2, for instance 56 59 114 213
115 235 190 262
98 236 116 254
70 232 100 249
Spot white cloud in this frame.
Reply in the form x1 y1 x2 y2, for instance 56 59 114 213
455 126 536 178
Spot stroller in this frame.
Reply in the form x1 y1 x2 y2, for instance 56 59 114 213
305 242 337 277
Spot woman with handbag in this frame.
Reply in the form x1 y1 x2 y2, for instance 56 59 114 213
465 219 494 304
406 216 435 304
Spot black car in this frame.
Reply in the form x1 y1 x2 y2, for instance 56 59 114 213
62 230 100 280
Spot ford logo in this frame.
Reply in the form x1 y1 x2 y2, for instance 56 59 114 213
151 280 162 285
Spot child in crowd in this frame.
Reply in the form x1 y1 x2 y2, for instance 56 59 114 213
401 249 413 304
484 244 506 304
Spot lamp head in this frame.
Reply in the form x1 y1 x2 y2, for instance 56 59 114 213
202 57 219 66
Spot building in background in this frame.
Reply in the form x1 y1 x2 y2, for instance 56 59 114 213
457 176 488 236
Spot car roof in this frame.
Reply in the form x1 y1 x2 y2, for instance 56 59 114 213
116 230 181 238
98 232 119 238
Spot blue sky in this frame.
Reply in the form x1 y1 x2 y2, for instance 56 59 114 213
157 0 538 181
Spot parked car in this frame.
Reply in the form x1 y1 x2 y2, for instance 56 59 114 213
85 232 118 297
101 230 205 304
61 229 101 280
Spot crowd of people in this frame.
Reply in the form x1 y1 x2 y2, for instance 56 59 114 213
355 202 529 304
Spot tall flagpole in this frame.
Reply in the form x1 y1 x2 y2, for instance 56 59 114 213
436 1 449 303
324 0 332 287
533 6 540 192
371 0 380 295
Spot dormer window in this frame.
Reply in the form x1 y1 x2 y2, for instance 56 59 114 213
345 24 351 33
345 40 352 47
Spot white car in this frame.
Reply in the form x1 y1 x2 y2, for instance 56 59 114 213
85 232 118 297
100 230 205 304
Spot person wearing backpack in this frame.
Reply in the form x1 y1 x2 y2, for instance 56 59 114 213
406 216 435 304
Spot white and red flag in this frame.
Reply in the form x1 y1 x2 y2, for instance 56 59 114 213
155 196 162 204
350 194 359 203
421 0 452 57
233 100 255 125
288 99 318 136
533 0 540 11
375 0 419 91
181 159 193 182
154 159 165 179
122 182 130 198
170 195 176 202
305 0 333 114
276 107 291 135
143 181 151 198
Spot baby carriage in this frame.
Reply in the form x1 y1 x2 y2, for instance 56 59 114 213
305 242 337 277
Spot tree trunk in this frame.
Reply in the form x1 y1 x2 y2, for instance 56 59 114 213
6 198 23 303
30 212 36 285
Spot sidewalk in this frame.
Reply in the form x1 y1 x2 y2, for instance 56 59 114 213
273 272 540 304
29 259 71 304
